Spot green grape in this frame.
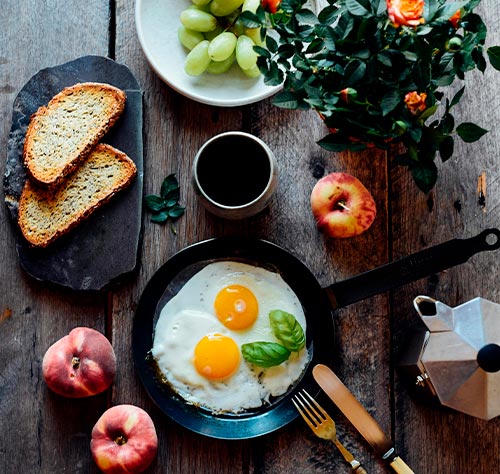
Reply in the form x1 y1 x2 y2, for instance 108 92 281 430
244 27 263 46
184 40 211 76
178 25 204 50
210 0 244 17
204 24 224 41
208 32 237 62
241 64 260 78
188 3 211 13
206 53 236 74
242 0 260 13
180 9 217 32
236 35 258 70
192 0 212 5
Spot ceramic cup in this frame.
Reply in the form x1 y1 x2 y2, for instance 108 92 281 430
192 131 278 219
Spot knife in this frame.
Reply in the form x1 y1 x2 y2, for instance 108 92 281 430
312 364 414 474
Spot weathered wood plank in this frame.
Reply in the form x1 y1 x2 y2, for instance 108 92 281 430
391 2 500 473
0 2 110 473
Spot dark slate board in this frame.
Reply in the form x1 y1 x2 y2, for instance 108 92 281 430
3 55 144 291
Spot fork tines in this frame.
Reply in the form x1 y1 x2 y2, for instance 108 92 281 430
292 389 328 426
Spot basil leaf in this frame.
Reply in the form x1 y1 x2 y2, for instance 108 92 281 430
241 342 291 367
269 310 305 352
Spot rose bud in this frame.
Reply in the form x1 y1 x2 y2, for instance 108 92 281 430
340 88 358 104
261 0 281 14
449 9 461 28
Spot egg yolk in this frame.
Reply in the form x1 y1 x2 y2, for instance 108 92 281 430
214 285 258 330
194 333 240 380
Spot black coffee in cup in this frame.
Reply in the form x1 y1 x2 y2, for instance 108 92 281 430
195 134 272 207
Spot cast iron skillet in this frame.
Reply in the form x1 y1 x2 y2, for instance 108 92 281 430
132 229 500 439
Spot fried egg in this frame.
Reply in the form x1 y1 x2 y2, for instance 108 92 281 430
151 261 309 413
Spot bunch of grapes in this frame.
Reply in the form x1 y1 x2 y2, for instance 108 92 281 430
179 0 263 77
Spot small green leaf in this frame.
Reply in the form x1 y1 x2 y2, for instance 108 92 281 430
167 205 186 219
241 342 291 367
296 9 319 24
345 0 370 17
439 113 455 135
145 195 166 212
456 122 488 142
449 86 465 109
266 36 279 54
317 134 367 152
430 2 467 22
151 212 169 223
410 160 438 194
269 310 306 352
272 91 301 109
439 136 454 162
487 46 500 71
239 10 262 28
343 59 366 84
254 45 271 59
381 89 400 116
160 174 179 199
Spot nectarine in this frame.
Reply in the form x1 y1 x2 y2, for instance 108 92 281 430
42 327 116 398
91 404 158 474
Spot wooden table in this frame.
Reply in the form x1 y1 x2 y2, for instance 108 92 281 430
2 1 500 473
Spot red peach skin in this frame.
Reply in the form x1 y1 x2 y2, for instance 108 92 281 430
91 405 158 474
310 172 376 238
42 327 116 397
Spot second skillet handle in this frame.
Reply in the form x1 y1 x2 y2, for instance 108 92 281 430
389 456 414 474
325 228 500 309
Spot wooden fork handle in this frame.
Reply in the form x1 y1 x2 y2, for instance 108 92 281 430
352 464 368 474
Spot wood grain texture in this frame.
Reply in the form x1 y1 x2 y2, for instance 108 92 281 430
390 2 500 473
0 1 110 473
1 0 500 473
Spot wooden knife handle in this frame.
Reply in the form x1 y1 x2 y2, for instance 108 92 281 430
389 456 414 473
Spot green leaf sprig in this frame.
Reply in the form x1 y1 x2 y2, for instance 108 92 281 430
145 174 185 224
241 310 306 368
242 0 500 193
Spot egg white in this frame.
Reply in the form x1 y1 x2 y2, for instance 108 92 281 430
152 261 310 413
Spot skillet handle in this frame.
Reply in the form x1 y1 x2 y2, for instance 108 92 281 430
325 228 500 309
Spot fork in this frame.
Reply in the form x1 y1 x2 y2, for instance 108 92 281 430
293 390 368 474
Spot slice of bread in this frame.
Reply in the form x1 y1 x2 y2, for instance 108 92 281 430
18 143 137 247
23 82 126 185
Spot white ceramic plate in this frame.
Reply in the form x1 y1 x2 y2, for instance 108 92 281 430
135 0 281 107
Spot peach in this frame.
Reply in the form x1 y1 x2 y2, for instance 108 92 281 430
91 404 158 474
310 172 376 238
42 327 116 398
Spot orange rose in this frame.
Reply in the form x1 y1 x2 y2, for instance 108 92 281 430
404 91 427 115
386 0 425 27
449 9 461 28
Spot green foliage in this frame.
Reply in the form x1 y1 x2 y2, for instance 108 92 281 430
145 174 185 224
251 0 498 193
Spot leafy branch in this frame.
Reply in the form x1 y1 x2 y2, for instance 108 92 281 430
144 174 185 224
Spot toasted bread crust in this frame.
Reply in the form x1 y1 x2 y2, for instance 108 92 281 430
18 143 137 247
23 82 126 186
